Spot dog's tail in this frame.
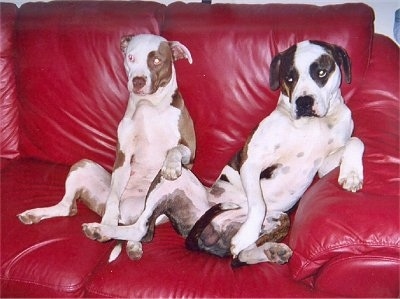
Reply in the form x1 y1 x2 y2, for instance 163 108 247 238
108 241 123 263
185 202 240 255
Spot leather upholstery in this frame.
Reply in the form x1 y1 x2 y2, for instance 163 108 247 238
0 3 18 160
1 1 399 297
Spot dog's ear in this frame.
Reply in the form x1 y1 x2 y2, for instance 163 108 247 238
331 45 352 84
269 54 281 91
168 41 193 64
120 35 133 55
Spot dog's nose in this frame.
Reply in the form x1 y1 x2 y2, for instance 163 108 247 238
295 96 315 118
132 76 146 91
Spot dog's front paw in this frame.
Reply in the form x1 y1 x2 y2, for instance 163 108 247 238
126 240 143 260
338 169 363 192
264 243 293 265
17 210 43 225
161 159 182 180
82 223 112 242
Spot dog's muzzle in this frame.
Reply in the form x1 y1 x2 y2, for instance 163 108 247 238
295 95 317 118
132 76 147 94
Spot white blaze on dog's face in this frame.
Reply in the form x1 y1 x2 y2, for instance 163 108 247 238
120 34 192 96
270 40 351 120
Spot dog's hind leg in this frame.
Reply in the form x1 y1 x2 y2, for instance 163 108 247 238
82 169 210 258
231 212 291 266
18 159 110 224
232 242 293 266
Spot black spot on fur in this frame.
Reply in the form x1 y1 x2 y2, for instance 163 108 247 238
260 164 279 180
220 174 229 183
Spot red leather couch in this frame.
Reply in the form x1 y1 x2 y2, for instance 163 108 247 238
1 1 399 297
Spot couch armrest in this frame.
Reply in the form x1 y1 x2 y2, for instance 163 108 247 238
288 34 400 298
0 3 19 159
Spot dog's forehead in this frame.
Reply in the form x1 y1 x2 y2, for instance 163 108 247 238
294 41 330 71
127 34 167 57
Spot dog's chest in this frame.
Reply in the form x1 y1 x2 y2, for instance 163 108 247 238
131 103 181 162
118 102 182 218
254 113 345 211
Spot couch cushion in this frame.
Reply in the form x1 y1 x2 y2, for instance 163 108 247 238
162 2 374 185
0 3 19 160
0 160 116 297
84 222 330 298
17 1 165 170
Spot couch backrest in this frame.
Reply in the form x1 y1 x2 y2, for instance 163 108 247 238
9 1 374 185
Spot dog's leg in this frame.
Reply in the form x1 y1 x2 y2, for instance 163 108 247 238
18 159 110 224
257 212 290 244
83 171 185 241
233 242 293 266
161 144 192 180
83 169 209 258
100 117 136 226
230 160 266 257
317 147 345 178
338 137 364 192
231 212 291 266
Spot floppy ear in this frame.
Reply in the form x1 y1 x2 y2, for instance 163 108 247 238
332 45 352 84
269 54 281 91
168 41 193 64
120 35 133 55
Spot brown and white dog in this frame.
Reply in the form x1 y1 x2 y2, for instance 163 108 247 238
18 34 195 258
78 40 364 266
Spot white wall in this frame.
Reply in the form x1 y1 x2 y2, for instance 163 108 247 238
9 0 399 43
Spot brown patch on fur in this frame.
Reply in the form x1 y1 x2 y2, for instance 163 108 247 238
281 81 292 99
142 189 198 242
146 171 163 198
79 189 105 216
209 184 225 197
260 164 279 180
256 213 290 245
228 151 242 172
148 41 173 93
113 142 125 171
237 128 257 170
269 44 298 98
172 90 196 165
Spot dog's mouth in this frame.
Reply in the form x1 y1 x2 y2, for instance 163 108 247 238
296 109 320 119
294 95 321 119
132 89 147 96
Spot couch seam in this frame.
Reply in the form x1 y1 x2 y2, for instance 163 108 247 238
293 242 400 279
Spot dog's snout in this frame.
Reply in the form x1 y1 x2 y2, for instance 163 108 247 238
295 96 316 118
132 76 146 91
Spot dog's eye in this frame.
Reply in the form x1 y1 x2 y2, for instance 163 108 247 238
128 54 135 62
153 57 162 66
286 76 294 83
318 70 327 78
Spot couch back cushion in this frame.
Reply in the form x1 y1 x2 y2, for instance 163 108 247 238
0 3 19 160
17 2 374 185
17 1 165 170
